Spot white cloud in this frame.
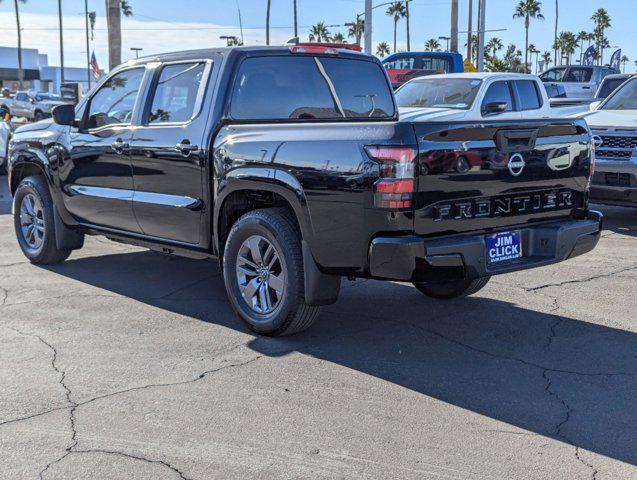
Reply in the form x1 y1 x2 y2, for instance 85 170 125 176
0 11 292 70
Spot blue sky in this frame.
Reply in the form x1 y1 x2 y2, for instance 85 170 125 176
0 0 633 72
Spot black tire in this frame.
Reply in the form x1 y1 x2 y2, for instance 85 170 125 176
34 111 44 122
413 276 491 299
13 176 71 264
222 208 321 336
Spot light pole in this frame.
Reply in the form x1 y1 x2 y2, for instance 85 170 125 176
439 36 451 52
58 0 65 85
364 0 372 55
130 47 143 59
84 0 91 89
477 0 486 71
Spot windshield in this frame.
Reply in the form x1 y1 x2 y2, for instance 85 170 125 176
598 78 628 99
35 93 59 102
395 78 482 110
601 78 637 110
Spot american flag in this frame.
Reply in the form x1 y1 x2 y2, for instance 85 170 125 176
90 52 101 80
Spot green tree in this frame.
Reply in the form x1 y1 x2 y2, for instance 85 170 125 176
105 0 134 70
555 31 577 64
424 38 440 52
513 0 544 74
347 17 364 46
332 32 346 43
309 21 331 42
621 55 629 73
541 51 552 70
576 31 587 64
528 43 540 73
486 37 503 59
591 8 611 65
386 1 406 53
376 41 390 58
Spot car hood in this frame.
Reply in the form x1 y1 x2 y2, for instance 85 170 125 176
398 107 471 123
14 118 55 134
579 109 637 129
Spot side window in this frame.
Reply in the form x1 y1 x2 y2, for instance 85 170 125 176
565 68 593 83
16 93 28 102
147 62 206 124
86 68 144 129
481 81 514 114
515 80 542 110
540 68 566 82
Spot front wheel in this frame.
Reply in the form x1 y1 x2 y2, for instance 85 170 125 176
222 208 321 336
413 276 491 299
13 176 71 264
34 111 45 122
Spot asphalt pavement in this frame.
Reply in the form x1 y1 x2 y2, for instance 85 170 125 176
0 179 636 480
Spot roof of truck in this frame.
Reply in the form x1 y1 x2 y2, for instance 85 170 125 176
123 45 370 67
405 72 540 82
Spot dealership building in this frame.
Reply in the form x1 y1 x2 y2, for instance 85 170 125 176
0 46 94 94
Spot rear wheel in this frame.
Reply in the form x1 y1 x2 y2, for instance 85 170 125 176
222 208 321 336
413 276 491 299
13 176 71 264
34 111 45 122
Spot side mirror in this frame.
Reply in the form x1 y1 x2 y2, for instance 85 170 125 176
482 102 508 116
589 100 602 111
29 97 35 104
52 104 76 126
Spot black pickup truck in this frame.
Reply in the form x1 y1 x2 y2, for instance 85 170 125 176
7 46 602 336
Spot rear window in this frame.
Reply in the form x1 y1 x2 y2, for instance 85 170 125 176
515 80 542 110
230 56 395 121
384 55 452 72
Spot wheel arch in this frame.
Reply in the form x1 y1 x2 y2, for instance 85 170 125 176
214 168 313 260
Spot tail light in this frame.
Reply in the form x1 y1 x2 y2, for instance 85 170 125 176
365 146 417 209
290 45 339 55
589 143 596 177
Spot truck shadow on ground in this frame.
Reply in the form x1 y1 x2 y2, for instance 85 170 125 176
43 250 637 468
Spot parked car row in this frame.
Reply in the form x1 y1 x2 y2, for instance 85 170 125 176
0 90 67 122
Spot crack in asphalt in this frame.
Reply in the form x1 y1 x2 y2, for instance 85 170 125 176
525 264 637 292
0 286 7 306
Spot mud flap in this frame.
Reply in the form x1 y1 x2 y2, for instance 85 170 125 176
54 206 84 250
302 240 341 306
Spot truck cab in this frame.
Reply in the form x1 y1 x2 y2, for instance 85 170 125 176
540 65 619 99
382 52 464 89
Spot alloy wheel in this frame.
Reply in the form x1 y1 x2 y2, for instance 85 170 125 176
19 193 45 251
236 235 286 314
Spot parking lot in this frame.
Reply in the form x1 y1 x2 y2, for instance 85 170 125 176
0 178 636 479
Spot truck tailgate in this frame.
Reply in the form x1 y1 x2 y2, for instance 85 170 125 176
411 119 592 236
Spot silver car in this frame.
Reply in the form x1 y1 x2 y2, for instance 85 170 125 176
540 65 619 99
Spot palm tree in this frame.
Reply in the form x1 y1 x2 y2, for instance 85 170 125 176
1 0 27 85
293 0 298 38
465 34 479 65
450 0 458 52
513 0 544 74
576 31 588 64
265 0 271 45
553 0 558 66
347 17 364 46
376 42 390 58
386 1 406 53
424 38 440 52
309 22 331 43
621 55 629 73
486 37 503 59
105 0 133 70
591 8 611 65
332 32 346 43
528 44 540 73
405 0 410 51
541 51 551 70
556 31 577 64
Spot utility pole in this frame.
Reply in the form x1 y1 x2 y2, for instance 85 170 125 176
364 0 372 55
553 0 558 67
84 0 91 89
477 0 486 71
466 0 473 63
405 0 410 51
450 0 458 52
58 0 65 85
293 0 298 38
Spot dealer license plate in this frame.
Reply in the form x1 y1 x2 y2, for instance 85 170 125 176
487 231 523 265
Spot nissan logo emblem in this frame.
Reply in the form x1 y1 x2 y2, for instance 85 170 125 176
592 135 604 148
508 153 526 176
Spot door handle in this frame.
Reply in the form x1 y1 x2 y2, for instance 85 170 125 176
175 140 198 156
582 86 591 90
111 138 129 153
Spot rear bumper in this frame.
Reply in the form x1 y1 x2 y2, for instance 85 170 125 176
368 211 603 282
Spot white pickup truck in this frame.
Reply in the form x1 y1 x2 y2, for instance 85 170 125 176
396 72 554 122
0 91 66 122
